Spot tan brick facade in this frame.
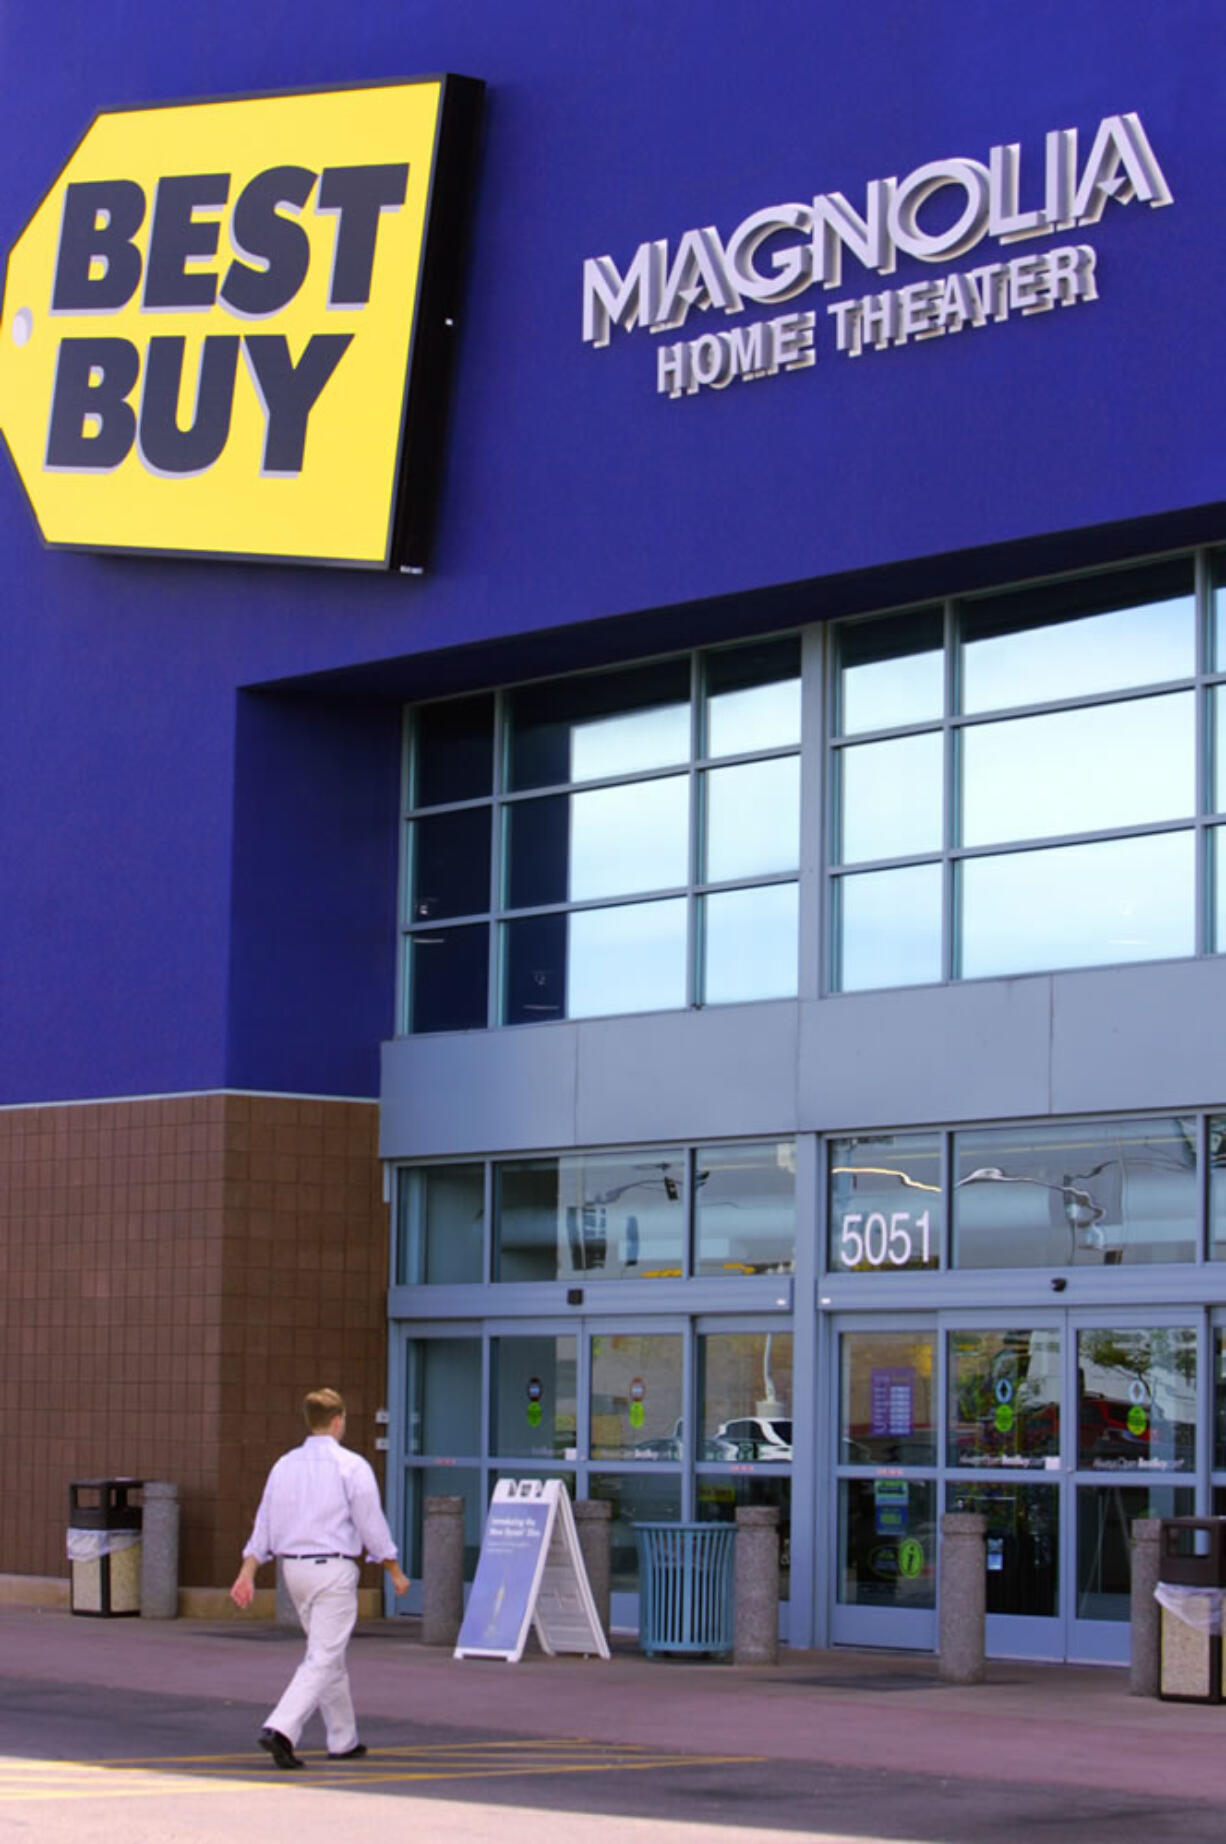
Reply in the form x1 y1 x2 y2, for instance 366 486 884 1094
0 1093 388 1589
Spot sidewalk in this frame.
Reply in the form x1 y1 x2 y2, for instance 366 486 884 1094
2 1602 1224 1809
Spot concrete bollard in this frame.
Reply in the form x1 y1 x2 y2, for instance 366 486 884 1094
1129 1517 1162 1698
275 1559 300 1628
139 1481 179 1619
575 1499 612 1639
938 1512 986 1684
422 1495 465 1646
734 1505 780 1666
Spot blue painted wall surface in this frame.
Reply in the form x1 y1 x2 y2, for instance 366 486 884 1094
0 0 1221 1100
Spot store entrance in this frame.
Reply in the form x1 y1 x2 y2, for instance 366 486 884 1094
829 1311 1198 1661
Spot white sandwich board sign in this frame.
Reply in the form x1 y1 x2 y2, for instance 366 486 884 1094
454 1478 610 1663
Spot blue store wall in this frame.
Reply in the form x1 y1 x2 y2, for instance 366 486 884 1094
0 0 1221 1102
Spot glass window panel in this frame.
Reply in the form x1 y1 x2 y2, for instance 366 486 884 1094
1211 1118 1226 1261
405 1338 481 1456
837 610 945 735
1077 1484 1192 1621
490 1336 577 1459
704 757 799 882
838 731 942 863
697 1474 791 1600
945 1482 1058 1619
396 1164 484 1286
837 1478 936 1609
408 922 488 1034
960 692 1193 848
959 831 1195 980
704 637 802 758
495 1150 685 1283
567 897 687 1019
404 1467 483 1580
589 1473 682 1592
506 780 690 909
1216 563 1226 671
839 1331 936 1465
411 694 494 807
590 1332 684 1461
828 1133 942 1273
1215 1330 1226 1467
836 863 943 992
961 568 1195 713
702 883 798 1005
501 911 567 1025
694 1139 797 1276
699 1333 793 1458
1216 688 1226 814
505 659 691 791
955 1118 1198 1269
1076 1327 1196 1472
1216 830 1226 957
947 1329 1060 1469
409 806 491 922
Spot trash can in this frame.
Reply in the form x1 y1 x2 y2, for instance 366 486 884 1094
68 1479 143 1617
634 1521 735 1659
1156 1516 1226 1702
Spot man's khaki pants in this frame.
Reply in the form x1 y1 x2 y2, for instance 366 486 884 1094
266 1557 360 1753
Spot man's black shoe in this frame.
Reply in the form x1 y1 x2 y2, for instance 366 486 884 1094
259 1727 304 1770
328 1743 368 1760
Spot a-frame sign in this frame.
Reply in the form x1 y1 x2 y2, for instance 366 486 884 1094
454 1479 611 1663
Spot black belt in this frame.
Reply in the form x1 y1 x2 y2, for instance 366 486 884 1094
280 1553 359 1562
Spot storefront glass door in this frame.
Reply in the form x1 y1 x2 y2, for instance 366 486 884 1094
830 1311 1200 1660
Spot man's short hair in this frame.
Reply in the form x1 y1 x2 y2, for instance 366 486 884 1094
304 1387 346 1432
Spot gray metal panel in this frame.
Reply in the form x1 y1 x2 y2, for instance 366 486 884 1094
1049 957 1226 1116
380 1025 579 1158
573 1002 799 1145
797 978 1054 1132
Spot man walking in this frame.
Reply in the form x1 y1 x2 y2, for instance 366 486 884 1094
230 1386 410 1768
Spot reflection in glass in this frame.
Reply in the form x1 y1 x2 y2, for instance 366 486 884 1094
705 637 801 757
1076 1328 1195 1472
411 694 494 807
837 610 945 735
570 778 689 899
405 1467 483 1580
702 883 798 1004
960 692 1193 847
1217 830 1226 958
961 585 1195 714
698 1475 792 1599
505 659 691 791
946 1482 1058 1618
406 1339 481 1456
1216 567 1226 671
836 863 942 992
1215 1331 1226 1468
694 1139 797 1276
828 1133 942 1272
955 1118 1197 1268
1212 1118 1226 1260
568 897 687 1018
396 1164 484 1285
491 1336 577 1459
699 1333 794 1458
410 807 492 921
495 1150 685 1283
838 1478 936 1608
1076 1484 1192 1621
704 757 800 881
1216 688 1226 814
947 1330 1059 1468
590 1333 684 1461
959 830 1195 979
589 1473 682 1591
840 1331 936 1465
838 731 942 863
501 912 566 1024
408 923 489 1033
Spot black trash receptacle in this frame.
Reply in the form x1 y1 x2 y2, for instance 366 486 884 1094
1156 1516 1226 1702
68 1479 143 1617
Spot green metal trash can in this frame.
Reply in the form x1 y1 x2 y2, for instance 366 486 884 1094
68 1479 143 1617
635 1521 735 1659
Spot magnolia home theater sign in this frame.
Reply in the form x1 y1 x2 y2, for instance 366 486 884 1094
582 112 1172 398
0 77 481 568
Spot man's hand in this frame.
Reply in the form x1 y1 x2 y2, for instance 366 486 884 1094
229 1557 258 1609
384 1561 410 1597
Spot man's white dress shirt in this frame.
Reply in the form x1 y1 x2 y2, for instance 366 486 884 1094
244 1435 398 1563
